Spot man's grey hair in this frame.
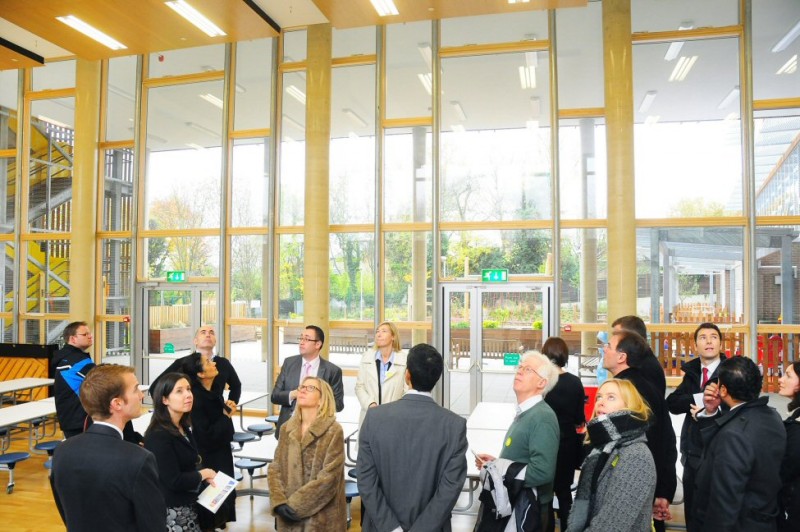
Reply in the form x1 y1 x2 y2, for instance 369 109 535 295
521 350 560 396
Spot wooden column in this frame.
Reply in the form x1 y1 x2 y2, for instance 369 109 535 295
303 24 332 357
72 59 101 330
603 0 636 323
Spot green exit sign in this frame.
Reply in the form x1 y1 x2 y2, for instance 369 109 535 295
482 268 508 283
504 353 520 366
166 271 186 283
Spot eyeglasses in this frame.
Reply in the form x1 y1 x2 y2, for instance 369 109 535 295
298 336 320 343
298 384 320 393
516 365 547 380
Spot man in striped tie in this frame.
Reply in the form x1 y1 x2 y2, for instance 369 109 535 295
666 322 727 532
270 325 344 437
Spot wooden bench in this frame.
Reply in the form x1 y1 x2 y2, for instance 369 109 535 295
328 333 370 355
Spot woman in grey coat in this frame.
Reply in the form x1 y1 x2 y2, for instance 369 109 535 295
567 379 656 532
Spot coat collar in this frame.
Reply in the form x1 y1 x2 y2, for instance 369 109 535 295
283 413 338 448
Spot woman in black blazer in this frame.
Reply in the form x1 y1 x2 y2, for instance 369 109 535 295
542 337 586 532
180 353 237 531
144 372 217 531
778 360 800 531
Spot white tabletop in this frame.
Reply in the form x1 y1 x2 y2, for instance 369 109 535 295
466 401 516 430
0 397 56 428
0 377 54 395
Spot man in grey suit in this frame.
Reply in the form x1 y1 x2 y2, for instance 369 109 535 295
271 324 344 437
357 343 468 532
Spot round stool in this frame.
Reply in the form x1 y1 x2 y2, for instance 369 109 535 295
0 452 31 493
232 432 256 449
345 480 359 528
247 423 274 438
235 458 268 500
34 440 61 456
265 414 279 425
347 468 358 479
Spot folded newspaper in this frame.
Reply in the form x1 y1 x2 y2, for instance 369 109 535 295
197 471 238 513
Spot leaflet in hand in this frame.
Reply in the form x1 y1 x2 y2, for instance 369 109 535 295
197 471 238 514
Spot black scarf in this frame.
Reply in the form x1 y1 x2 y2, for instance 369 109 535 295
566 410 649 532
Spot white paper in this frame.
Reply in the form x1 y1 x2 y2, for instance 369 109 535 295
197 471 238 514
693 392 705 408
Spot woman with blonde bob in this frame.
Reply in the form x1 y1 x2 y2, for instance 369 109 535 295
566 379 655 532
355 321 408 425
268 377 346 531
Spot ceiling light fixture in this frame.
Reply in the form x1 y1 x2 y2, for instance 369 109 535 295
418 73 433 95
199 93 223 109
777 54 798 75
282 114 304 132
185 121 218 137
529 97 541 116
772 19 800 53
286 85 306 104
418 42 432 71
56 15 127 50
668 55 698 82
450 101 467 121
369 0 399 17
717 86 739 110
509 0 531 4
518 66 536 89
342 108 368 128
638 90 657 113
165 0 226 37
644 115 660 126
663 21 694 61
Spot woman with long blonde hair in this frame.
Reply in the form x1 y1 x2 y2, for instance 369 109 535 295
268 377 346 531
566 379 655 532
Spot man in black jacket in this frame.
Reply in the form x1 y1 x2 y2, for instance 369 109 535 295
693 356 785 531
612 315 666 396
52 321 98 438
666 322 726 531
604 330 678 529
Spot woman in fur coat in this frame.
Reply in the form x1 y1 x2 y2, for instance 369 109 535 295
268 376 346 531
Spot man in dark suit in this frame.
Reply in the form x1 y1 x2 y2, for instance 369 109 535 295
604 330 678 529
357 343 467 531
666 322 727 532
52 364 166 531
693 356 786 531
611 315 666 396
151 325 242 412
271 325 344 437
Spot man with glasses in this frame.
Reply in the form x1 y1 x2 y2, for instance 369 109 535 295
53 322 98 438
271 325 344 437
53 321 143 443
474 351 560 531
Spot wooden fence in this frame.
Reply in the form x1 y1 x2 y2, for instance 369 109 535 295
148 301 249 329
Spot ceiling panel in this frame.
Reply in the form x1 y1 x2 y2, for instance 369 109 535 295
312 0 587 29
0 0 279 61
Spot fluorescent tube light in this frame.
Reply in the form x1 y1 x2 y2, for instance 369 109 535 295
418 42 432 71
772 20 800 53
418 73 432 95
663 22 694 61
56 15 127 50
518 66 536 89
282 114 304 132
644 115 660 126
186 143 205 150
286 85 306 105
342 108 368 128
165 0 226 37
638 90 657 113
777 54 798 75
199 93 223 109
185 121 218 137
668 55 698 82
369 0 399 17
530 97 541 117
717 86 739 110
450 101 467 122
509 0 531 4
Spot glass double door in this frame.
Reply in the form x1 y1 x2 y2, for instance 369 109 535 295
442 283 554 416
137 284 217 386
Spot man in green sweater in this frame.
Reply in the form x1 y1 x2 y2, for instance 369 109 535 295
476 351 561 531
